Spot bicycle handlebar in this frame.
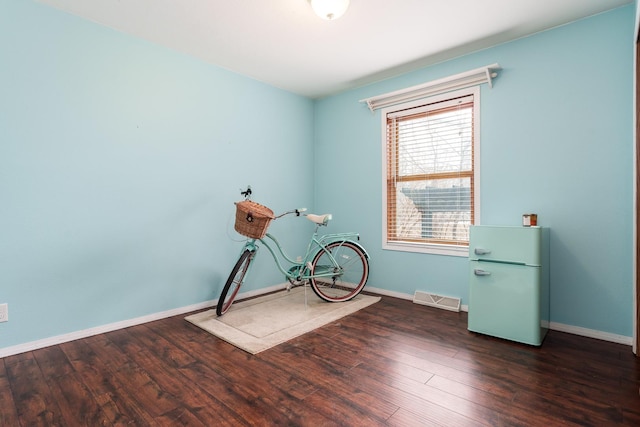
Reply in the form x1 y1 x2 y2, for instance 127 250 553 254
274 208 306 219
240 186 252 199
239 188 325 224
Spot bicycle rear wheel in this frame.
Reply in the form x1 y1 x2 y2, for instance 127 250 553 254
310 241 369 302
217 249 254 316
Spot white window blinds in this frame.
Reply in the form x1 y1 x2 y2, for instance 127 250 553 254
386 94 475 247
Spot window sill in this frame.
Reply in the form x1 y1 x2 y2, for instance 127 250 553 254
383 241 469 257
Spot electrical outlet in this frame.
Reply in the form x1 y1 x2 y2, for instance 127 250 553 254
0 303 8 322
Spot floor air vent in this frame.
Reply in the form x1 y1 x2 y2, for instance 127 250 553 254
413 291 461 312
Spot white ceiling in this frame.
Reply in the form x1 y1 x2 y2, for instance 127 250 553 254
39 0 632 98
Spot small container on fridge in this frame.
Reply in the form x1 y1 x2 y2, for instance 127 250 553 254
522 214 537 227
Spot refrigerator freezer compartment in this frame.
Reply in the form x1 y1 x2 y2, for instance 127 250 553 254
469 225 541 265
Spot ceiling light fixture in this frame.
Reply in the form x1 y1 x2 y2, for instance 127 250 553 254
309 0 350 20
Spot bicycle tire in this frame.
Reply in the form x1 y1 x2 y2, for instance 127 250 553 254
217 249 254 316
310 241 369 302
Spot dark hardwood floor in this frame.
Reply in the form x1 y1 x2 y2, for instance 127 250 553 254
2 294 639 426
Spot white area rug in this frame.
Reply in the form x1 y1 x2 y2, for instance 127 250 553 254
185 287 380 354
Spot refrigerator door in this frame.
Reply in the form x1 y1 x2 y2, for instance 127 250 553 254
470 226 541 266
468 261 543 345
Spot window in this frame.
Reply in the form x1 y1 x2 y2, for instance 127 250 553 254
383 87 479 256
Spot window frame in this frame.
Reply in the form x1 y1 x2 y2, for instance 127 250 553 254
381 86 481 257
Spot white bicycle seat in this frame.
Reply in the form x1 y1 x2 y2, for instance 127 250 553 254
306 213 332 225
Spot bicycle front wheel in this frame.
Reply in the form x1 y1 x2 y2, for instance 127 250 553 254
217 249 254 316
310 241 369 302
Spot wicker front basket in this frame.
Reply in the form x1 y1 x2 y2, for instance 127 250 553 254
234 200 275 239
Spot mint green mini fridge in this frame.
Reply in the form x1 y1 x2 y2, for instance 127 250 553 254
468 225 550 346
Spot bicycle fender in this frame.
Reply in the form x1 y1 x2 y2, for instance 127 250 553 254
318 238 369 260
346 240 370 259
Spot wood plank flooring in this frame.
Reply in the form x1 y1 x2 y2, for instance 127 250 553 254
2 294 639 426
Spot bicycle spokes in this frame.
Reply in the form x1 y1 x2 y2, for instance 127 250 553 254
217 250 254 316
309 241 369 302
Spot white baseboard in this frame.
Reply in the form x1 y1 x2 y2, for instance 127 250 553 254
0 299 217 358
366 286 470 312
0 283 286 359
548 322 632 346
0 284 632 358
366 286 632 346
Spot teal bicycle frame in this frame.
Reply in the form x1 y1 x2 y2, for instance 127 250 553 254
247 230 365 283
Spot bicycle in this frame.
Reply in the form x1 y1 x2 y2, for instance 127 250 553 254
216 187 370 316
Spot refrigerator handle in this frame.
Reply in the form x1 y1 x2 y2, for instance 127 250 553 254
474 269 492 276
474 248 491 256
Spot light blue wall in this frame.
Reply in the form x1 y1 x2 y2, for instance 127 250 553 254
314 6 635 337
0 1 314 348
1 2 634 351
